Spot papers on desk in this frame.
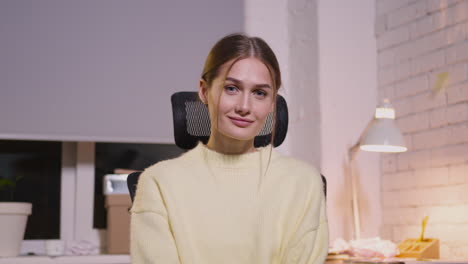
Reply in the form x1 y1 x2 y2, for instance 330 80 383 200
343 259 468 264
405 261 468 264
345 260 404 264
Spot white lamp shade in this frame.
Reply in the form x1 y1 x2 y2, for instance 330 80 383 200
360 118 407 153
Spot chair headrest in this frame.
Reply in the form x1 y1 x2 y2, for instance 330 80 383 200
171 91 288 149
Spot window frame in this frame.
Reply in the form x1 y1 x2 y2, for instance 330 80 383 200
20 142 104 255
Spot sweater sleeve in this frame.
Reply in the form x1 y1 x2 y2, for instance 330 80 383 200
283 188 329 264
130 169 180 264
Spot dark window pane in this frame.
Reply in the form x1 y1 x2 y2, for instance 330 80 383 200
0 140 61 239
94 143 184 228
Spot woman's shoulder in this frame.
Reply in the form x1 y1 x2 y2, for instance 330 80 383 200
140 149 195 179
271 151 322 186
272 151 319 173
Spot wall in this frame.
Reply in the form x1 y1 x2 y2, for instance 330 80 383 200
319 0 380 241
376 0 468 258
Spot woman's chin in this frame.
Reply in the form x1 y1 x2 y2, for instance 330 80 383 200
220 132 257 143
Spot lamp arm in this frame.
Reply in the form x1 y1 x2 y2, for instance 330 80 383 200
347 117 375 241
348 151 361 240
349 142 360 161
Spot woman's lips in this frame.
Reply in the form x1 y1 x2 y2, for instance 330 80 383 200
228 117 254 127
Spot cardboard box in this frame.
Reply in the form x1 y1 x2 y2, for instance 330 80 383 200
105 194 131 254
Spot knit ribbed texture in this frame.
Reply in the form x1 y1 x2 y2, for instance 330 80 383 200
130 143 328 264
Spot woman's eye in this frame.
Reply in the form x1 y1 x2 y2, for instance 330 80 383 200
224 85 238 93
254 90 267 98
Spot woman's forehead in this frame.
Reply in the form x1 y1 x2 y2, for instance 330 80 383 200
220 58 273 86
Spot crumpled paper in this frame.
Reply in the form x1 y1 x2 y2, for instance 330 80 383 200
329 237 399 258
65 240 100 256
329 238 350 253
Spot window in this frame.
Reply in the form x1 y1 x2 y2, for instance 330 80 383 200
0 140 61 239
0 140 184 255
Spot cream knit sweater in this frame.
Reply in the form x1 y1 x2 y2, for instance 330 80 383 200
130 143 328 264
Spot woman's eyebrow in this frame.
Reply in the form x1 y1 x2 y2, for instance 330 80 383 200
225 77 272 89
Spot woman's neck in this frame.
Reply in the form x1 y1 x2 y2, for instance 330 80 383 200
206 132 256 155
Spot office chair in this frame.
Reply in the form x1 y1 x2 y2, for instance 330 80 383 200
127 91 326 202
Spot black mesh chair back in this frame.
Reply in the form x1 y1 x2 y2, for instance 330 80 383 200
127 171 141 203
170 91 289 149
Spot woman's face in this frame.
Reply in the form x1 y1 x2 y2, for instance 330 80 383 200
199 57 275 143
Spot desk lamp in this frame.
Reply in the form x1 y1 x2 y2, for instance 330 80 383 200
348 99 407 240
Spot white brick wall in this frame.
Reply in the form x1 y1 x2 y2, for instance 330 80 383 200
377 0 468 259
447 82 468 104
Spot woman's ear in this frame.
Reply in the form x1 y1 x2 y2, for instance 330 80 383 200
198 79 208 104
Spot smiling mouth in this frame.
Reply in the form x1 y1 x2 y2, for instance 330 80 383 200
228 117 254 127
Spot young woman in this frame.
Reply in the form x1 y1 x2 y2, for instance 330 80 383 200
130 33 329 264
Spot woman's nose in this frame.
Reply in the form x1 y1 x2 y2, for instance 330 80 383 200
235 94 251 115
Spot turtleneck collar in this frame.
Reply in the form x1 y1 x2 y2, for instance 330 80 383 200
189 142 277 169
